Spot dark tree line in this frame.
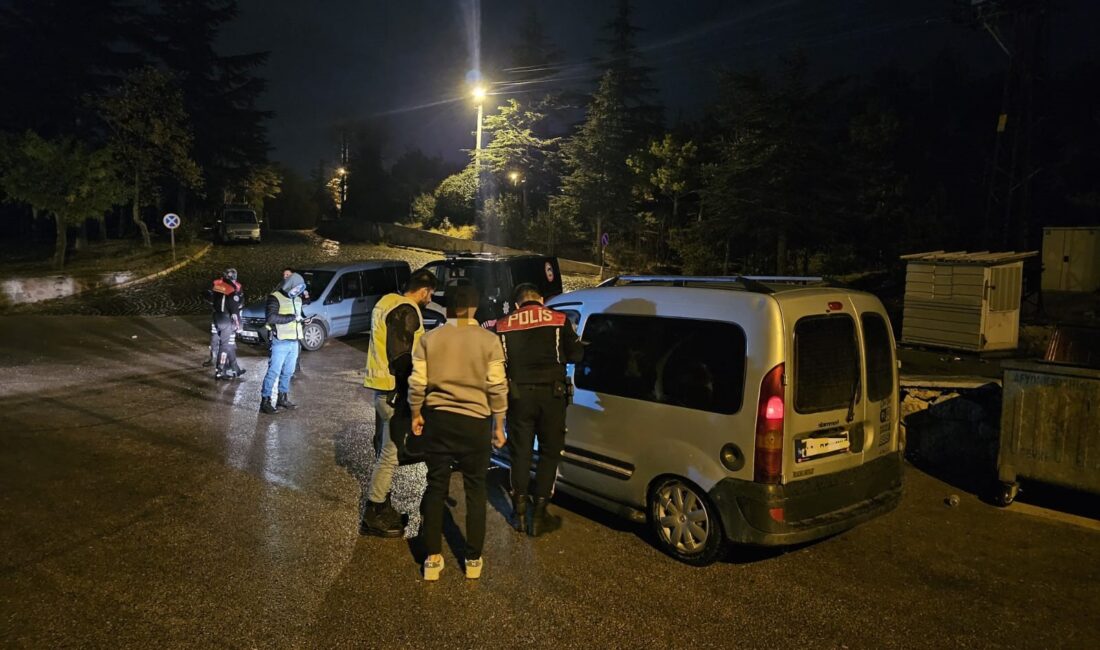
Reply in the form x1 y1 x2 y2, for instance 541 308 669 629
0 0 273 267
407 0 1098 274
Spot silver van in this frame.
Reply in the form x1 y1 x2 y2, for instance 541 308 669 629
238 260 411 351
541 275 903 565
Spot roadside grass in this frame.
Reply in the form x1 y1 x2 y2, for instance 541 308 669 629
0 239 207 280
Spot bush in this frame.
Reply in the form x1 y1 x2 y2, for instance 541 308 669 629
411 192 435 225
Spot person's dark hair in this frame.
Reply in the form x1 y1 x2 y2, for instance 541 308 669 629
512 282 542 305
405 269 438 293
446 279 479 316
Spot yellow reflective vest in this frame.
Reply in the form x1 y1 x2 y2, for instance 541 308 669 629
268 291 303 341
363 293 424 391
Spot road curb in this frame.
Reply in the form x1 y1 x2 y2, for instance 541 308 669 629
2 243 212 307
108 242 213 293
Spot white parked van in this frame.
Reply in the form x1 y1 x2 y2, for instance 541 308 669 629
541 275 903 565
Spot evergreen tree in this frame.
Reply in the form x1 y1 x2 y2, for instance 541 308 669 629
509 3 561 82
555 70 635 255
0 0 143 139
147 0 270 208
598 0 661 147
482 99 559 205
702 56 841 275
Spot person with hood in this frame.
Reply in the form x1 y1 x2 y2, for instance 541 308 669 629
260 271 310 414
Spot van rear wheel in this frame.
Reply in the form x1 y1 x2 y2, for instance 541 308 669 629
648 477 724 566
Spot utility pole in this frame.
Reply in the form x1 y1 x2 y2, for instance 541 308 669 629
960 0 1049 251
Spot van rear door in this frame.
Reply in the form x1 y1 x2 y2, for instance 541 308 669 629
849 295 900 461
780 295 869 482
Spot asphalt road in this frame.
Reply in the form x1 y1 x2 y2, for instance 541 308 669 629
1 315 1098 649
8 230 596 316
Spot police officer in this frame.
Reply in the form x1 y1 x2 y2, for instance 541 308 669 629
208 268 246 380
259 271 309 414
496 283 583 536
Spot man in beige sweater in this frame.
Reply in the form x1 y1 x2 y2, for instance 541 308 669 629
409 280 507 581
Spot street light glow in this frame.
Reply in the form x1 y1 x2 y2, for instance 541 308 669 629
472 85 486 102
337 167 346 176
509 171 519 184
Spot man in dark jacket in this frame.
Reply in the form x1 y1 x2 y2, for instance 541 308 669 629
496 283 583 536
260 272 309 414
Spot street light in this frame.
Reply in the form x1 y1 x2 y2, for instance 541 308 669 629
472 84 487 182
508 171 528 218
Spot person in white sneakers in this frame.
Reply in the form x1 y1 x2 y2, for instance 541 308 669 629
410 280 508 581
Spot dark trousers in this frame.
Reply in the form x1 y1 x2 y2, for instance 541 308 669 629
212 319 238 373
507 383 567 499
418 409 492 559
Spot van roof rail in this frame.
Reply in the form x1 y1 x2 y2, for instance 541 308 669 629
597 275 833 294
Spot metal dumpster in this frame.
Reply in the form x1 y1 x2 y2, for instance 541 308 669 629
996 360 1100 504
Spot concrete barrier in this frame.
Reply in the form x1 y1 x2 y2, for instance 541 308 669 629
1 243 212 306
317 221 602 276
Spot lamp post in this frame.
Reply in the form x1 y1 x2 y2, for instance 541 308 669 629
336 166 347 219
509 171 528 219
472 85 486 182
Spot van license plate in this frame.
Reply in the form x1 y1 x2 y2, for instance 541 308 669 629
796 433 849 462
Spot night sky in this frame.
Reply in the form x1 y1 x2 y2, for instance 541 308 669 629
217 0 1099 173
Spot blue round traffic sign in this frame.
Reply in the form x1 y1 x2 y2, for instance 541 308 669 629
600 232 610 248
162 213 181 229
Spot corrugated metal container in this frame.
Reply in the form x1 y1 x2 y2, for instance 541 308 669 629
900 250 1037 352
996 360 1100 504
1041 227 1100 292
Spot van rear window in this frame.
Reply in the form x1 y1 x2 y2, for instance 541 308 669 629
794 315 860 413
861 313 894 402
576 314 746 415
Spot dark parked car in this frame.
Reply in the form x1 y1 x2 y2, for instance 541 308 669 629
420 253 563 322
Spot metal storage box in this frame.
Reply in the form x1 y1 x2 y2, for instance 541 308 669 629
1042 227 1100 293
996 360 1100 504
900 250 1037 352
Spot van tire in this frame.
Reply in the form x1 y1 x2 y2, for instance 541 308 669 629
648 477 725 566
301 321 327 351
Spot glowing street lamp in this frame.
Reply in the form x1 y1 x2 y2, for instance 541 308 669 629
472 84 487 181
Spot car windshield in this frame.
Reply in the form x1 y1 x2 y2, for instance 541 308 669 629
225 211 257 224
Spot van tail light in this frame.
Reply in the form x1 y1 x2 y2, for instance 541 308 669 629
754 363 785 484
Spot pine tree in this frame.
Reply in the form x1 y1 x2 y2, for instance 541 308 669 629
0 0 143 138
147 0 270 208
555 70 635 255
598 0 661 147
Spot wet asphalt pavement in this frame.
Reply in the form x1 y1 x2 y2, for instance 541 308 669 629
1 314 1098 649
7 230 595 316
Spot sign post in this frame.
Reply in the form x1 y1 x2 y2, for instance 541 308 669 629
163 213 181 263
599 232 610 279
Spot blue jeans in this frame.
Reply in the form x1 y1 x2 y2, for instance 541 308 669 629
262 338 300 398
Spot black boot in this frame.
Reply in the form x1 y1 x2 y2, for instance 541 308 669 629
276 392 297 410
233 364 247 378
359 498 403 538
377 493 405 529
259 397 278 414
528 497 562 537
510 493 529 533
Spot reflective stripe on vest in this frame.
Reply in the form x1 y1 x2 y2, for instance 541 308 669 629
269 291 303 340
363 293 424 391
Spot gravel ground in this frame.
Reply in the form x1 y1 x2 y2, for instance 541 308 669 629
8 230 597 316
